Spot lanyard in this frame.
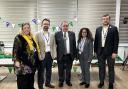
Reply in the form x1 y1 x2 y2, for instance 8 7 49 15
41 31 50 44
79 39 85 51
43 33 49 43
102 26 108 39
102 29 108 39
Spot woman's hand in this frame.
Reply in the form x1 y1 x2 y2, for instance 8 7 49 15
14 61 20 68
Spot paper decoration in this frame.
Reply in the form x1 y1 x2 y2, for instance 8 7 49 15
6 22 11 27
32 18 37 24
56 26 60 31
37 19 41 24
0 17 75 29
52 26 56 32
69 21 73 27
18 23 22 27
8 67 13 73
74 16 77 21
52 26 61 32
12 24 15 28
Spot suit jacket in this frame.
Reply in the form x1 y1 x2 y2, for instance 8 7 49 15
55 31 77 61
94 25 119 56
35 31 57 60
77 39 93 62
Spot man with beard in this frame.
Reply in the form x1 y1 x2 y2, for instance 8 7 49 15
94 14 119 89
35 18 56 89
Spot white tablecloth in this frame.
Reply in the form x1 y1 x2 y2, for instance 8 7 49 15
0 58 13 65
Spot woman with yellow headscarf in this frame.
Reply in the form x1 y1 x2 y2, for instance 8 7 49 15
12 23 40 89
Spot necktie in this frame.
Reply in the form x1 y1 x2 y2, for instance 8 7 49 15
64 32 67 54
64 32 66 38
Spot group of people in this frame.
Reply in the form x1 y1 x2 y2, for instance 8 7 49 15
12 14 119 89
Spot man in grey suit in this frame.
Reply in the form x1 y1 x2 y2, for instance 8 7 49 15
94 14 119 89
35 18 56 89
55 21 76 87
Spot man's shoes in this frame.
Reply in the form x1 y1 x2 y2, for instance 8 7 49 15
45 84 55 88
108 83 113 89
98 82 104 88
85 84 90 88
66 82 72 86
58 83 63 87
79 82 86 85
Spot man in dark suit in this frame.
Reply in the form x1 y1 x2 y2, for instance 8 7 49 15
55 21 76 87
94 14 119 89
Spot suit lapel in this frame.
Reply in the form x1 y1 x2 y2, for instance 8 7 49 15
98 27 102 47
49 33 53 48
68 31 71 40
59 31 65 45
99 27 102 39
40 31 45 44
107 25 111 34
60 31 63 39
106 25 111 39
68 31 72 48
39 31 46 51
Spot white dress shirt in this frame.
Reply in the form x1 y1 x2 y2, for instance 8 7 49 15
102 25 109 47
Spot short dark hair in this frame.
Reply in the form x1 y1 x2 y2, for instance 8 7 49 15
41 18 50 24
102 14 111 19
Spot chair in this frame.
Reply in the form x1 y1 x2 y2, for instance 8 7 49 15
122 55 128 70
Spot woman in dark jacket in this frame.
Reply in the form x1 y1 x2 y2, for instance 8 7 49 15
12 23 40 89
77 28 93 88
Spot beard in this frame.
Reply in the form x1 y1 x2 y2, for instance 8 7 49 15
103 22 109 26
43 26 49 31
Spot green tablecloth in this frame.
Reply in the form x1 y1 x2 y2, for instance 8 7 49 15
0 54 12 59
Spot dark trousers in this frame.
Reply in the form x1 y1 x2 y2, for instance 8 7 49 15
37 52 53 88
98 48 115 84
57 54 73 83
17 73 35 89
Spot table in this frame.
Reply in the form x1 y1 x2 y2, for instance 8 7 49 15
0 58 13 81
0 58 13 67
